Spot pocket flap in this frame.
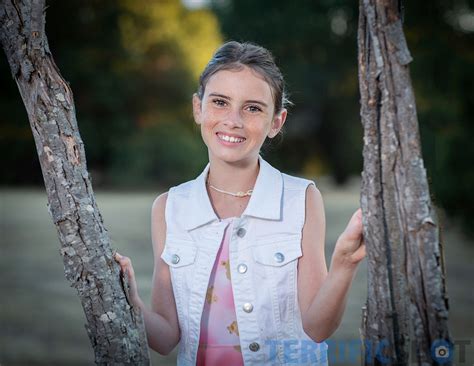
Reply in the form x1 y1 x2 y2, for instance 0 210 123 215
253 243 302 267
161 244 197 268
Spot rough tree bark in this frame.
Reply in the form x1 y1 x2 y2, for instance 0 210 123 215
0 1 150 364
358 0 451 365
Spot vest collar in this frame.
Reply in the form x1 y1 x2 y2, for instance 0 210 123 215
183 154 283 231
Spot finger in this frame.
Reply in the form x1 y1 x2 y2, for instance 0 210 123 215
123 267 138 299
127 269 138 296
341 208 363 242
125 263 135 278
353 207 362 218
119 258 135 281
352 242 367 263
114 252 132 264
113 253 138 297
115 253 133 274
121 261 133 277
117 255 131 266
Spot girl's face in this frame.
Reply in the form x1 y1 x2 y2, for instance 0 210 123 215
193 66 287 166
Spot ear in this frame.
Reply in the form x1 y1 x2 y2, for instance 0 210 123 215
268 108 287 138
192 93 203 125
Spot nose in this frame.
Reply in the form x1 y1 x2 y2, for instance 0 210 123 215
224 108 244 128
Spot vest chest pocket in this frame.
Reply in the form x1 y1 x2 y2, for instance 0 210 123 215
161 242 198 317
252 240 302 287
253 241 302 267
161 244 197 268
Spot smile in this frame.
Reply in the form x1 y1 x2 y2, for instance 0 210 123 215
216 133 246 143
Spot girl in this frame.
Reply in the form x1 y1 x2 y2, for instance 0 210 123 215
114 41 366 366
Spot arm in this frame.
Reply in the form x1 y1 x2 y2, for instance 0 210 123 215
298 184 365 343
115 192 180 355
143 191 181 354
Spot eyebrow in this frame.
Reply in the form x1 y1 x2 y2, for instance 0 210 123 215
208 93 269 108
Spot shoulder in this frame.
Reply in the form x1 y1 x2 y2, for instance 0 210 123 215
281 172 323 220
152 176 196 210
151 192 169 236
282 171 317 192
304 183 324 214
151 175 199 223
278 171 321 226
170 179 195 195
152 191 169 215
302 183 325 239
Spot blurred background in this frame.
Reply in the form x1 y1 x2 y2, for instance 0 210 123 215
1 0 473 365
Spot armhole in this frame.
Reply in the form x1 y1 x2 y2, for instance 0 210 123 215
301 179 316 226
163 186 174 235
300 179 317 237
151 189 171 262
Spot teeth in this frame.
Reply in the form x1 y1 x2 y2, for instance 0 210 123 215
218 134 245 143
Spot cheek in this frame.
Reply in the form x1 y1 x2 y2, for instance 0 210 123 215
200 109 221 126
248 122 271 141
199 125 212 147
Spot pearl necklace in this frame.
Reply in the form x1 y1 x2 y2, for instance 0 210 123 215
206 175 253 197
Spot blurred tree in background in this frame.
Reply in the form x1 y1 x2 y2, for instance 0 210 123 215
1 0 473 236
212 0 363 183
404 2 474 236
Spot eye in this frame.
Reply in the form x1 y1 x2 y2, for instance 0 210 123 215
246 105 263 113
212 98 227 107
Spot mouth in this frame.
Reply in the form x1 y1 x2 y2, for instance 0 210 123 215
216 132 246 144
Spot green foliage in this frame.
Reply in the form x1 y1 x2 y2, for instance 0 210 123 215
119 0 222 80
108 122 207 188
0 0 221 188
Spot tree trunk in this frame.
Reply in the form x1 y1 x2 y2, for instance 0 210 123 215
0 1 150 364
358 0 451 365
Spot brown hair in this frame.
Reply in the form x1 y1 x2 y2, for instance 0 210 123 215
197 41 291 114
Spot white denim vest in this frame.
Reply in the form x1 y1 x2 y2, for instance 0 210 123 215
161 155 328 365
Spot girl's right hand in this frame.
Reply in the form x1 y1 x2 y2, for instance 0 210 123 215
113 251 143 309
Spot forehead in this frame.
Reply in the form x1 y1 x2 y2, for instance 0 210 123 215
204 66 274 102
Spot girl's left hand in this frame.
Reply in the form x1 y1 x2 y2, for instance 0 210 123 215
332 208 366 270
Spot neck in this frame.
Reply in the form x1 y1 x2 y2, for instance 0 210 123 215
207 156 260 193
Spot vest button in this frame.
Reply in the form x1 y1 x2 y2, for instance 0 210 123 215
236 227 246 238
274 252 285 263
242 302 253 313
171 254 180 264
237 263 248 274
249 342 260 352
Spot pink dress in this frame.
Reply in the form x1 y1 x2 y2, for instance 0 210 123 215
196 217 244 366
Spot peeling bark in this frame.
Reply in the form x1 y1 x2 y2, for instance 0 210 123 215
358 1 451 365
0 1 150 364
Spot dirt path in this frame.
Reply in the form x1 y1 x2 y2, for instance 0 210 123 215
1 183 472 365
